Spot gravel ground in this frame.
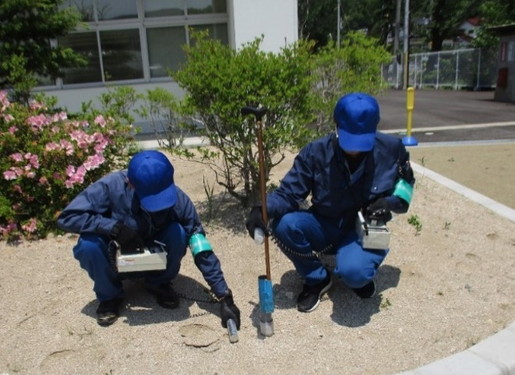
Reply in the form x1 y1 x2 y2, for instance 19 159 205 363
1 146 514 375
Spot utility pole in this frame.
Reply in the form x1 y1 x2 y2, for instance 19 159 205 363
402 0 410 89
394 0 401 57
337 0 341 48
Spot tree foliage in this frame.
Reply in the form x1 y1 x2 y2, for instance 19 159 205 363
298 0 338 48
473 0 515 48
159 31 388 208
299 0 509 53
170 31 316 207
311 32 390 134
420 0 482 51
299 0 398 49
135 87 188 148
0 0 86 101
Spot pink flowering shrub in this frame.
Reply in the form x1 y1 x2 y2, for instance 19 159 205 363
0 91 137 242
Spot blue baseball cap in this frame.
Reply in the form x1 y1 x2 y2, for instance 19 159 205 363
128 150 177 212
333 92 380 152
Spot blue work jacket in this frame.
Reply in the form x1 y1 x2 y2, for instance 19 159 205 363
267 132 412 229
57 170 228 296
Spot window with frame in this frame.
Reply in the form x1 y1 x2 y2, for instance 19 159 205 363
100 29 144 81
59 32 102 84
56 0 228 86
147 27 187 78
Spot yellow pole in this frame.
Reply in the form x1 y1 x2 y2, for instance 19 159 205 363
406 87 414 136
402 87 418 146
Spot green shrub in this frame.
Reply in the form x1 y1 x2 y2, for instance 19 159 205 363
0 90 137 242
170 31 317 207
143 31 390 209
311 32 391 134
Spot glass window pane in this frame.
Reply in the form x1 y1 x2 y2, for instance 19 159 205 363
60 0 95 22
100 29 143 81
190 23 228 45
59 32 102 84
96 0 138 21
145 0 185 17
187 0 226 14
147 27 187 77
509 42 515 62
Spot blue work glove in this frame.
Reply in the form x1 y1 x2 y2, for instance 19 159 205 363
366 198 393 223
219 290 241 329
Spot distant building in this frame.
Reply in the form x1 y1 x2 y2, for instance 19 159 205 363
37 0 298 129
489 23 515 103
441 17 481 49
458 17 481 42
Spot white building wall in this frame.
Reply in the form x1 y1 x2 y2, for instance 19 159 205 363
42 81 183 115
229 0 298 52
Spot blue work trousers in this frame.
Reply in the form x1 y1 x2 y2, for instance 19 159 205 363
272 211 388 288
73 222 188 301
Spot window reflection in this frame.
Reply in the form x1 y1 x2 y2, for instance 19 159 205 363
96 0 138 20
60 0 95 22
54 0 228 85
188 0 226 14
145 0 185 17
190 23 228 44
59 32 102 84
100 30 143 81
147 27 187 77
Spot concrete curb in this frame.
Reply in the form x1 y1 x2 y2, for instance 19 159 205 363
396 321 515 375
398 162 515 375
411 162 515 223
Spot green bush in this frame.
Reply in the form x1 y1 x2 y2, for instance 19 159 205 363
137 31 390 209
311 32 391 133
170 32 317 207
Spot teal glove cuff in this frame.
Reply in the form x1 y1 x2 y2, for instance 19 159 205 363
189 233 213 257
393 178 413 204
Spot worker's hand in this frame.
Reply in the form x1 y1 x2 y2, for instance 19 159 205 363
245 206 267 238
366 198 392 223
112 223 145 253
219 290 241 330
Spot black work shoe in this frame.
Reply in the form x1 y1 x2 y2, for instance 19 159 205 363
352 280 376 299
96 298 123 327
297 271 333 313
146 283 180 309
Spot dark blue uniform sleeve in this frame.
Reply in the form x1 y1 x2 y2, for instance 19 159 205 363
194 251 229 298
267 144 314 218
56 173 122 236
174 188 229 297
174 187 205 236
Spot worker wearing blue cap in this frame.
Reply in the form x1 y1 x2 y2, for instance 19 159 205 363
58 150 240 328
246 92 415 313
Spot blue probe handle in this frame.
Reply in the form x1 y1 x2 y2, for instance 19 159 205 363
258 275 274 314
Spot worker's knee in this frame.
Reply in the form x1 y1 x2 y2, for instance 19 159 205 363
73 234 108 264
333 263 375 289
273 211 312 242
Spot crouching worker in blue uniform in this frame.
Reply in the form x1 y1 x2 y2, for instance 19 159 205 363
57 150 240 327
246 92 415 313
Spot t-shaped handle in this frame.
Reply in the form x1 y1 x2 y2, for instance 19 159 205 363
241 106 267 121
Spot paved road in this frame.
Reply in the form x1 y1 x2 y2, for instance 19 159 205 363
137 89 515 143
376 89 515 143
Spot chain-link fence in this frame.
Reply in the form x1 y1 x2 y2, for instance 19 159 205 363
382 48 498 90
